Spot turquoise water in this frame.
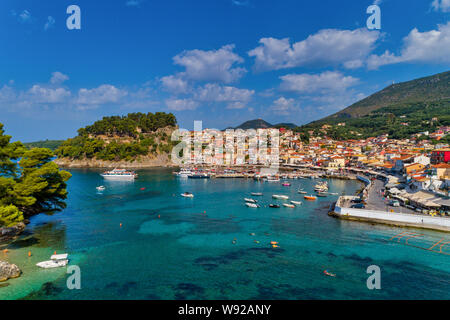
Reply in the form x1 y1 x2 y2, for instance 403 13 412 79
1 168 449 300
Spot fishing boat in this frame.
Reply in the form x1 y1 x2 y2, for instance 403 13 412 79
101 168 137 181
174 168 193 178
188 172 211 179
181 192 194 198
314 181 329 192
244 198 257 203
36 254 69 269
290 201 302 205
251 192 263 196
96 185 105 191
304 195 317 201
269 204 280 208
283 203 295 208
266 176 280 182
272 195 289 200
246 202 259 208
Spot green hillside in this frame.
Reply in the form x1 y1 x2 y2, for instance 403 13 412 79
24 140 64 151
328 71 450 119
55 112 178 161
296 71 450 140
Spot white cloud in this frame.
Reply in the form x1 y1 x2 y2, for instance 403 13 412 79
44 16 55 30
367 22 450 69
160 75 190 94
280 71 359 94
126 0 143 7
431 0 450 12
248 28 380 71
28 85 71 103
269 97 299 115
76 85 128 107
50 72 69 85
165 98 199 111
18 10 32 23
194 83 254 103
173 45 246 83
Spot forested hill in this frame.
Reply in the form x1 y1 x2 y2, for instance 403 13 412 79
328 70 450 119
295 71 450 140
55 112 178 162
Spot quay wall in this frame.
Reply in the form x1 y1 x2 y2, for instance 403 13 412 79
332 196 450 232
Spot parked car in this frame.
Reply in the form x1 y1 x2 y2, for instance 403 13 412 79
389 200 400 207
351 203 366 209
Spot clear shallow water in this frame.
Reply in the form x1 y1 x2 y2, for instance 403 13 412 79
1 168 449 300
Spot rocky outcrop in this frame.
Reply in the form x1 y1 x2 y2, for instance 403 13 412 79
54 154 176 169
0 222 26 243
0 261 21 282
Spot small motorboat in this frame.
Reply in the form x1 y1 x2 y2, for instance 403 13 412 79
36 253 69 269
251 192 263 196
282 183 291 187
329 192 339 195
269 204 280 208
298 190 307 194
323 270 336 277
272 195 289 200
246 202 259 208
181 192 194 198
304 195 317 201
291 201 302 205
244 198 257 203
283 203 295 208
96 185 105 191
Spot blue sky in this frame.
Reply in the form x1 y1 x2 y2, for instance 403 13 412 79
1 0 449 141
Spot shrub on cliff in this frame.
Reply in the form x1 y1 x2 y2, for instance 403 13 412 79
0 123 71 227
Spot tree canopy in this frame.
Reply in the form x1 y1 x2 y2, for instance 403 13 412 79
0 123 71 227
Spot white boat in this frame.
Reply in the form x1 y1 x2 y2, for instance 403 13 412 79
36 253 69 269
251 192 263 196
329 192 339 195
181 192 194 198
291 201 302 205
266 176 280 182
96 185 105 191
101 168 136 181
244 198 257 203
272 194 289 200
283 203 295 208
246 202 259 208
298 190 307 194
174 169 193 178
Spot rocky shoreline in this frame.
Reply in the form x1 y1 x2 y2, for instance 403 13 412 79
0 261 21 282
54 154 178 169
0 222 26 243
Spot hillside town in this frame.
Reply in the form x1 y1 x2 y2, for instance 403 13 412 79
177 125 450 216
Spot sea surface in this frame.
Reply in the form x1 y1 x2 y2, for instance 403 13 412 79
1 168 449 300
